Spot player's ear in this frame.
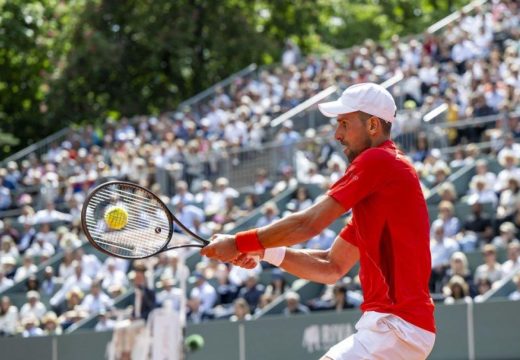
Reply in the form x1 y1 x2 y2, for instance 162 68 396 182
368 116 378 134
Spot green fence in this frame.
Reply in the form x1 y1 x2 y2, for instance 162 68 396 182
1 300 519 360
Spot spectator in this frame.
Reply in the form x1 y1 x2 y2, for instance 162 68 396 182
443 275 472 305
14 254 38 282
501 241 520 276
156 276 183 312
21 315 44 337
256 201 280 228
305 228 336 250
42 311 63 336
253 168 273 195
497 177 520 220
229 298 252 322
0 269 14 292
81 282 114 315
492 222 519 248
283 291 310 316
468 175 498 206
238 274 265 312
473 277 492 303
263 269 289 298
0 296 18 336
186 295 214 324
214 264 238 308
20 291 46 320
495 150 520 193
430 222 459 293
286 186 313 214
463 196 494 245
0 236 19 261
94 310 115 332
431 201 461 238
190 272 217 314
474 244 503 285
441 252 474 295
41 266 59 296
100 258 128 291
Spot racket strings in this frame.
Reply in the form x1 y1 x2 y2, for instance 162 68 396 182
84 185 172 258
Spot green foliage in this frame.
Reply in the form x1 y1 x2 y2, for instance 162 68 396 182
1 0 468 158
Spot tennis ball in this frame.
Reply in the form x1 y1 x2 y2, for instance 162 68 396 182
104 206 128 230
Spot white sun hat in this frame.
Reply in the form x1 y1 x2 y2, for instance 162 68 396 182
318 82 397 123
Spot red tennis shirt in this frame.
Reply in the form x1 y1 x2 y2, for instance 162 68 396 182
328 140 435 333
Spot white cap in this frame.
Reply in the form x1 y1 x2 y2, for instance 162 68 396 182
318 83 397 123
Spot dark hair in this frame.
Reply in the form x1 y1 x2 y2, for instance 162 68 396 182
358 111 392 135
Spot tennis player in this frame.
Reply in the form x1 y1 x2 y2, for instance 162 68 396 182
201 83 436 359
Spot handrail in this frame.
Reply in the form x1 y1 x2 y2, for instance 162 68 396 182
427 0 488 34
176 63 257 110
269 86 337 128
423 103 448 123
0 127 70 165
480 266 520 302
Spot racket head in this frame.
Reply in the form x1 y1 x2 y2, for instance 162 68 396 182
81 181 175 259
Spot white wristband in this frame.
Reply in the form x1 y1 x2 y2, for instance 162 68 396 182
263 247 286 267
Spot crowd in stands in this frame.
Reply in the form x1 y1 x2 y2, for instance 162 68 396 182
0 0 519 337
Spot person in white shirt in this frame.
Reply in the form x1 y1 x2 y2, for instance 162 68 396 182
27 234 56 257
74 248 102 280
100 258 128 291
431 201 461 238
189 272 217 314
256 202 281 228
430 223 459 293
495 150 520 192
509 274 520 301
474 244 503 285
156 276 183 312
170 181 194 206
81 282 113 315
20 291 46 320
0 296 18 336
14 254 38 282
0 270 13 292
51 262 93 308
174 199 205 232
467 175 498 207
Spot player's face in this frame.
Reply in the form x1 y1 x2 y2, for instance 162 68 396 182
335 112 372 162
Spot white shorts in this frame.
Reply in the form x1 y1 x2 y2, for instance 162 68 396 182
324 311 435 360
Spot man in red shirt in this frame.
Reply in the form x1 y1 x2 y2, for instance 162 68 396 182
201 83 436 359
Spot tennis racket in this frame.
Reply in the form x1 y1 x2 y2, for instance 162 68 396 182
81 181 209 259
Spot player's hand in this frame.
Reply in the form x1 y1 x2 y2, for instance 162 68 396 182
230 250 265 269
200 234 239 262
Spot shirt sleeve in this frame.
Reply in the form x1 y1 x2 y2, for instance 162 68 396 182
327 149 388 211
339 217 358 246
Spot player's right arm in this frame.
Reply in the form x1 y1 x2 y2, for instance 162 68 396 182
279 236 359 284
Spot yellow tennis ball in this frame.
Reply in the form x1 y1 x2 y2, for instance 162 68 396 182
104 206 128 230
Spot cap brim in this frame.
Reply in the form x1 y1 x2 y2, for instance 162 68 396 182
318 100 357 117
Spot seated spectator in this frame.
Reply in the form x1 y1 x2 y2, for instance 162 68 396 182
492 222 519 248
438 182 458 203
430 222 459 293
497 177 520 220
0 219 20 244
0 236 20 261
17 220 37 254
100 258 128 291
27 232 56 258
74 248 102 280
286 186 313 213
256 202 280 228
443 275 472 305
26 274 40 293
94 310 115 332
431 201 461 238
214 264 238 309
501 241 520 276
463 196 494 245
254 287 275 313
20 290 46 320
32 202 73 224
58 308 89 330
186 295 214 324
473 159 497 192
81 282 113 315
170 181 194 206
474 244 503 285
283 291 310 316
42 311 63 336
0 296 18 336
495 150 520 193
41 266 59 296
473 277 492 303
253 168 273 195
190 272 217 314
468 175 498 206
14 254 38 282
174 198 205 232
156 276 183 312
271 166 298 196
441 252 475 296
229 298 252 322
264 269 289 298
21 315 44 337
213 196 243 228
0 269 13 292
509 274 520 301
238 274 265 312
311 283 356 312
